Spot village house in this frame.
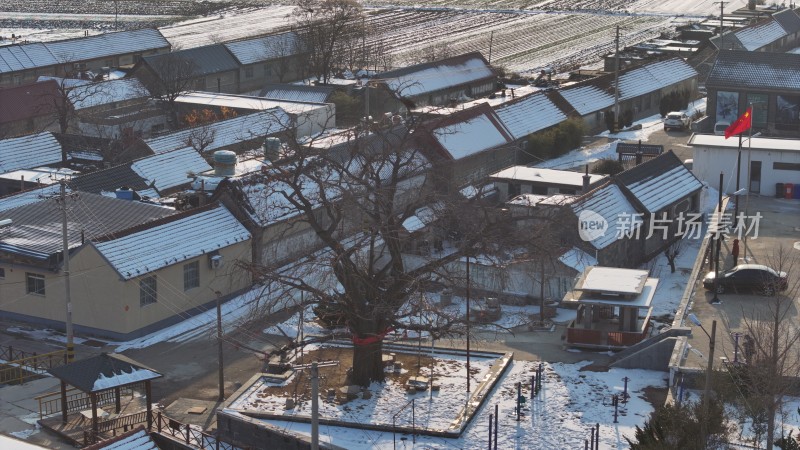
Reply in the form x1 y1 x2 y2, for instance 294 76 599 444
367 52 497 117
710 8 800 52
555 57 698 133
0 29 170 88
417 103 517 189
0 132 66 196
689 134 800 198
705 50 800 137
0 194 251 339
493 89 573 144
490 166 605 201
133 44 241 95
224 32 306 93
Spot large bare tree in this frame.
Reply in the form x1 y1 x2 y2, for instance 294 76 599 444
135 51 198 124
293 0 368 84
242 114 514 386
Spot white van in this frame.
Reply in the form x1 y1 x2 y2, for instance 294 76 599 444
714 121 730 136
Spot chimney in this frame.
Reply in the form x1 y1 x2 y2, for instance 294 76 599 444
582 165 591 193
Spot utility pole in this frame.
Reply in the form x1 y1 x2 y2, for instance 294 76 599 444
58 180 75 361
217 292 224 402
613 25 621 132
700 320 717 448
714 2 729 51
466 255 471 393
311 362 319 450
712 172 723 304
488 30 494 64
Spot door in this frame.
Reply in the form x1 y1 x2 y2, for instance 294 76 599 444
750 161 761 194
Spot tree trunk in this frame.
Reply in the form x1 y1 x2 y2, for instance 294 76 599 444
352 339 384 387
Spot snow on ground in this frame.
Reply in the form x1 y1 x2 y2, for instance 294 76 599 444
250 359 669 449
263 305 327 339
113 284 286 351
0 433 45 449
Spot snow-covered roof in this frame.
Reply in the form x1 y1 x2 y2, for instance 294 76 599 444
45 29 169 65
431 107 513 160
688 133 800 151
130 147 211 193
624 165 702 213
382 52 495 98
259 84 336 103
224 32 300 65
93 205 250 279
617 59 697 101
506 194 550 206
48 353 162 393
495 91 567 139
490 166 604 187
559 85 613 116
143 108 291 154
576 266 648 295
572 277 658 309
0 185 63 213
0 167 76 184
175 91 328 116
37 76 92 88
707 50 800 91
68 78 148 110
559 58 697 116
736 20 786 51
558 247 598 273
85 427 158 450
0 43 58 73
571 184 643 250
0 132 63 175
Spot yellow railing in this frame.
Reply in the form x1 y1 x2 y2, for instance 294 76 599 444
0 349 68 385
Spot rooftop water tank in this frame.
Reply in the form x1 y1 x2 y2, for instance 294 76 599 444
264 137 281 162
214 150 237 177
115 187 134 200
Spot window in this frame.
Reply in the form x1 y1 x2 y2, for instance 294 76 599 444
245 66 254 79
0 267 5 279
183 261 199 291
774 162 800 171
140 276 157 306
26 273 45 296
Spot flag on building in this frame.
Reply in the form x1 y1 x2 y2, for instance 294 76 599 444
725 106 753 139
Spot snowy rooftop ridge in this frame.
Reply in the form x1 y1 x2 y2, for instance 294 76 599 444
382 52 494 98
576 266 649 295
84 427 158 450
571 183 643 250
93 205 250 279
93 367 161 392
130 147 211 193
495 91 568 139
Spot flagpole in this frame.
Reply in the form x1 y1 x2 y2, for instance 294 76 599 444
734 133 742 221
743 121 753 262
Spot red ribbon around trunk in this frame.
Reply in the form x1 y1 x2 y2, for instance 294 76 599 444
351 327 394 346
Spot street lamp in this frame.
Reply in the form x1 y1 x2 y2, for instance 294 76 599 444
688 314 717 448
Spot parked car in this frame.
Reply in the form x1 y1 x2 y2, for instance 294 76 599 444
702 264 789 296
664 112 691 131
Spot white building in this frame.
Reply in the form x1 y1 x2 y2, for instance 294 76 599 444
688 134 800 198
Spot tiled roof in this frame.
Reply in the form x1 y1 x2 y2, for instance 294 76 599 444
379 52 495 98
93 205 250 279
0 43 58 73
615 151 703 213
143 44 238 78
558 58 697 116
0 30 168 75
259 83 336 103
707 50 800 90
225 32 300 65
0 132 63 175
495 91 568 139
0 80 64 124
572 183 642 250
0 184 63 213
130 147 211 192
0 192 174 259
736 20 786 51
46 29 169 65
68 165 150 195
143 108 290 154
68 78 148 110
429 103 513 160
49 353 161 393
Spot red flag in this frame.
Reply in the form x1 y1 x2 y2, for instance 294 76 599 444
725 106 752 139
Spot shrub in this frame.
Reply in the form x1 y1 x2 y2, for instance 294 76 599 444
592 158 624 175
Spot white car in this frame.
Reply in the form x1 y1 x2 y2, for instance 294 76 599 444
664 112 691 131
